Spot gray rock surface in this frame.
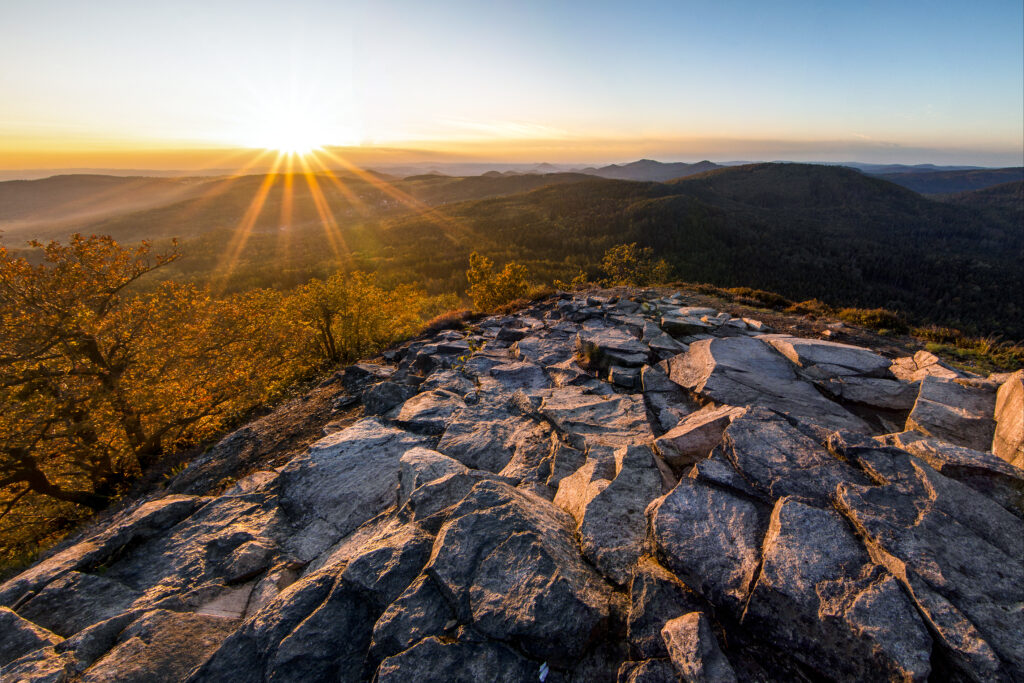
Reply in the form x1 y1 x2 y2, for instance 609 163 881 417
665 336 869 431
3 288 1020 683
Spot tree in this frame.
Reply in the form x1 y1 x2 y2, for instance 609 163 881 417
289 271 428 364
0 236 297 521
465 252 529 310
599 243 672 286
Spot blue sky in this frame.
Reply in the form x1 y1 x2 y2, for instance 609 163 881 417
1 0 1021 166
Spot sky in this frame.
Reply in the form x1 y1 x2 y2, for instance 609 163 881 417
1 0 1022 169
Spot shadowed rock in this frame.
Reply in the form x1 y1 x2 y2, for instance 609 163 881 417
0 608 62 668
837 454 1024 681
376 636 537 683
627 558 704 660
743 498 932 681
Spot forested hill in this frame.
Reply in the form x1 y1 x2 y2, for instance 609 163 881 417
377 163 1024 338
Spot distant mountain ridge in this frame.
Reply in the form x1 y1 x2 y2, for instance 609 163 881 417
578 159 722 182
872 167 1024 195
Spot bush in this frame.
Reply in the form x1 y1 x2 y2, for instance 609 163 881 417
786 299 835 317
465 252 530 311
837 307 909 334
726 287 792 309
600 243 672 286
421 308 476 335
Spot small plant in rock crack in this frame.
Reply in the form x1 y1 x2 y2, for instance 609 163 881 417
452 339 485 377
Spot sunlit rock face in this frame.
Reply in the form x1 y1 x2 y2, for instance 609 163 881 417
2 288 1022 682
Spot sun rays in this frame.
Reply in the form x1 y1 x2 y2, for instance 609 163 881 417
208 145 472 293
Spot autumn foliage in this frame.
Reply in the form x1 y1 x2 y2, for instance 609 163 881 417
0 235 453 568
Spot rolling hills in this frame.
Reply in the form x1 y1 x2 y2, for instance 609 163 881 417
3 163 1021 338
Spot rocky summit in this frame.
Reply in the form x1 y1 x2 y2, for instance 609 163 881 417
2 289 1022 683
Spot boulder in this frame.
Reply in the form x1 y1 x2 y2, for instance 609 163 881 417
891 350 971 382
616 658 680 682
877 431 1024 517
571 446 665 584
661 315 714 338
425 481 613 667
437 401 537 473
665 337 868 432
648 479 764 614
661 612 736 683
744 498 932 681
362 381 418 415
278 419 427 558
906 376 997 451
370 575 454 661
341 362 394 393
993 370 1024 468
718 407 871 506
576 326 650 369
655 405 740 468
398 447 470 505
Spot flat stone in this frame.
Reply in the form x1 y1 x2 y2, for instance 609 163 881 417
665 337 868 432
80 610 236 683
541 387 654 449
762 335 892 378
279 419 427 555
488 361 550 391
394 389 466 434
816 376 920 411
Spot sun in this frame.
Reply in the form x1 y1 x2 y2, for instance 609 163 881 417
236 102 356 156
